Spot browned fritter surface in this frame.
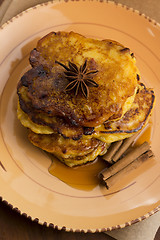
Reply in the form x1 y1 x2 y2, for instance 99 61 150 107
28 130 108 167
17 31 139 127
28 130 101 158
102 84 155 133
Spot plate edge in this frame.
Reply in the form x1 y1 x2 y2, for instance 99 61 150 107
0 0 160 30
0 195 160 232
0 0 160 233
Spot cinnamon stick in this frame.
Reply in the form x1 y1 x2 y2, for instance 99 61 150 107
100 141 150 181
112 133 138 162
102 140 123 163
103 150 154 189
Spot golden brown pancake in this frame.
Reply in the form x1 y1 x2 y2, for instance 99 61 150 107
28 130 108 167
17 31 139 128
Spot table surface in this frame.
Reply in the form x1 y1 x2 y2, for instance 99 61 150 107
0 0 160 239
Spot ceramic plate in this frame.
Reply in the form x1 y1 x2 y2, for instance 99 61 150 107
0 0 160 232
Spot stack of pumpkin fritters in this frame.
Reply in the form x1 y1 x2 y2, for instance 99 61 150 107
17 32 155 167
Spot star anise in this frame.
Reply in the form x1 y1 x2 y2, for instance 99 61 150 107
55 60 99 98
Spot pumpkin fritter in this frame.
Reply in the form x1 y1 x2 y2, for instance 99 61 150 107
17 31 139 127
28 130 108 167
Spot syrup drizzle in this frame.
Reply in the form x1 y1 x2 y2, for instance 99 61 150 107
48 155 109 191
